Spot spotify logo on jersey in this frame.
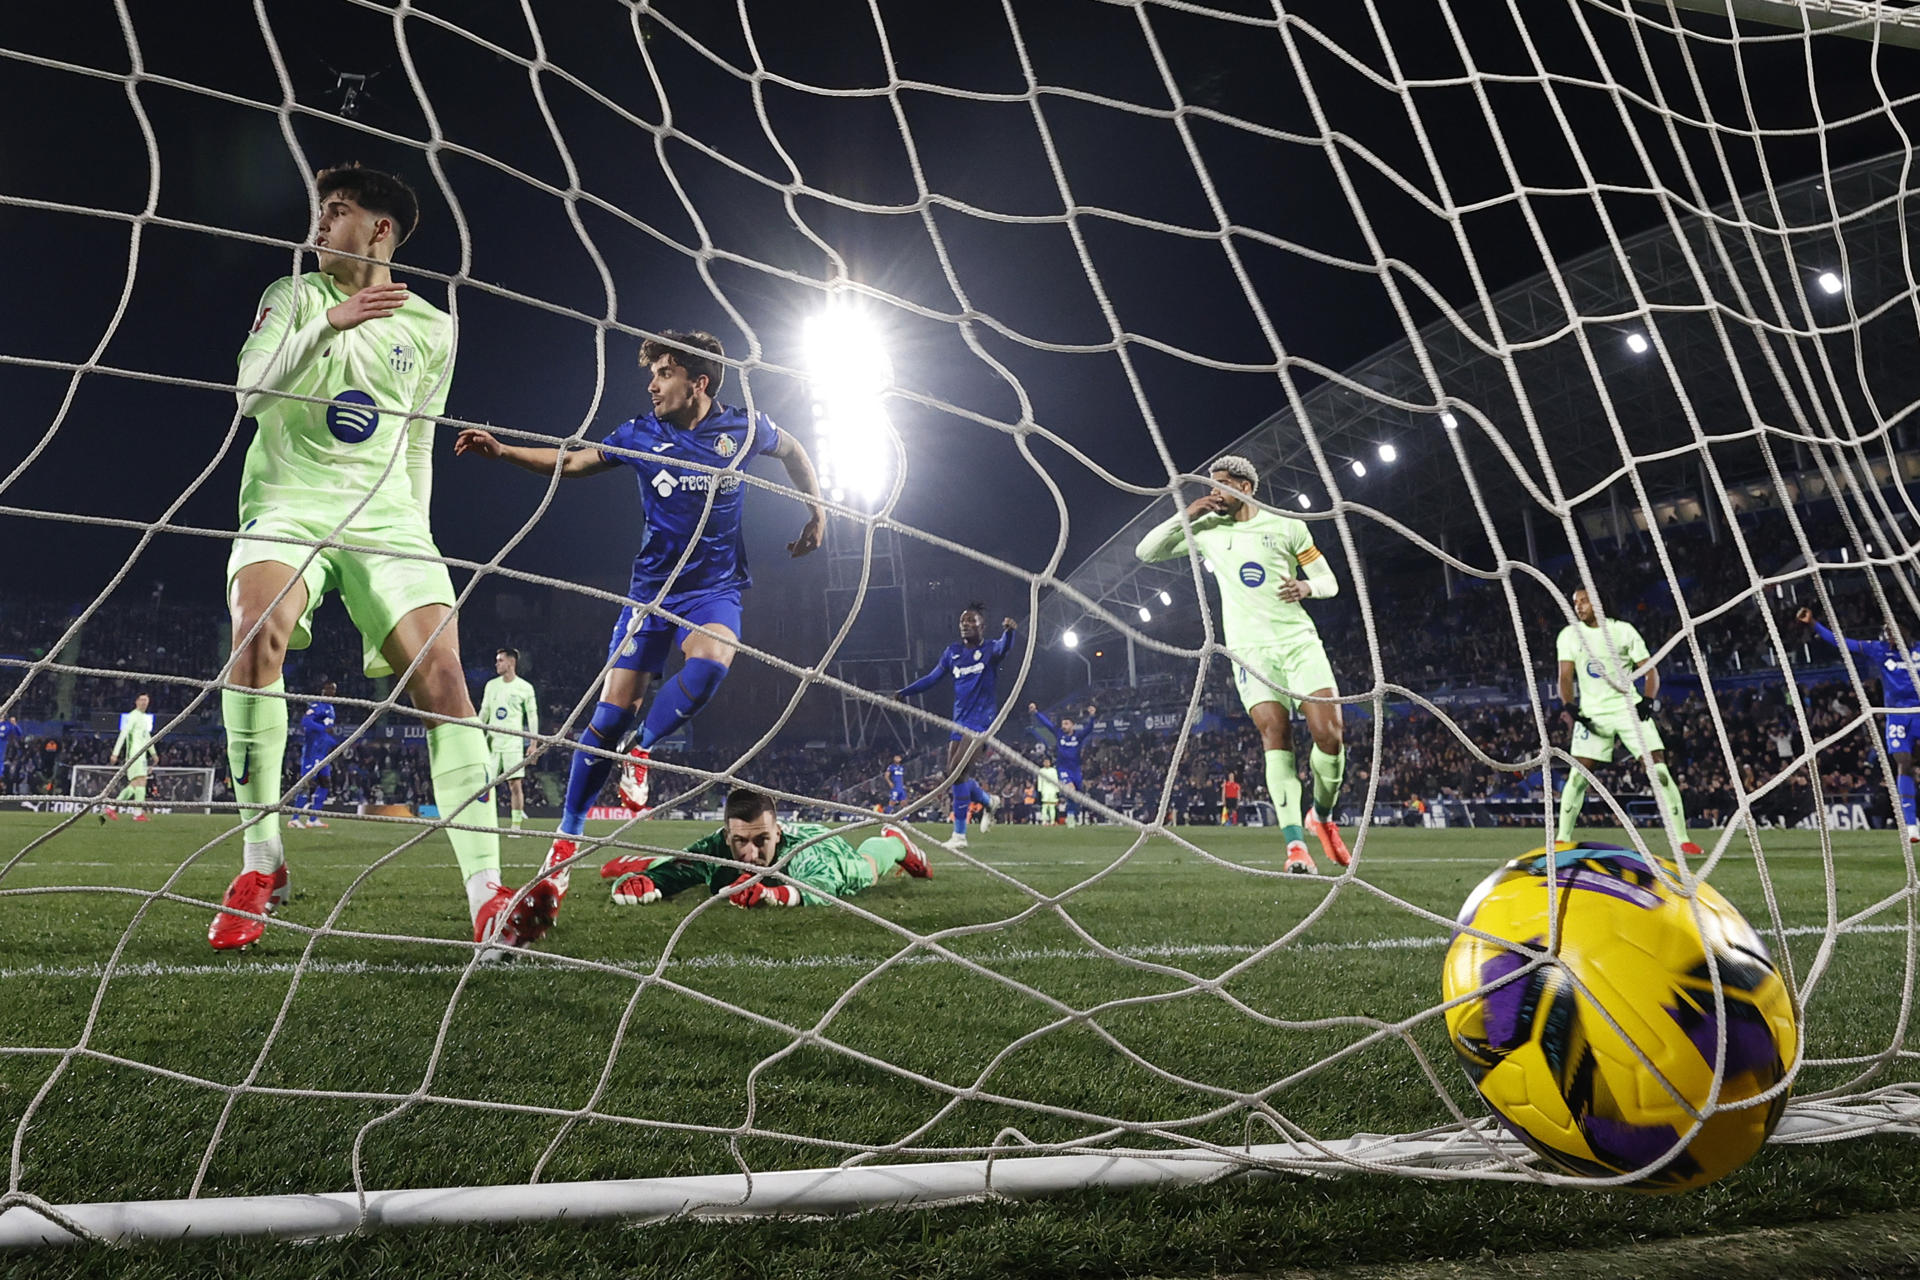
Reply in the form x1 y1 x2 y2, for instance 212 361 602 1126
1238 562 1266 587
327 389 380 443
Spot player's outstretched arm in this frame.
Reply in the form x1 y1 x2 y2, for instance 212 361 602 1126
454 428 618 478
897 655 948 701
769 432 827 557
1795 607 1871 656
1029 703 1058 735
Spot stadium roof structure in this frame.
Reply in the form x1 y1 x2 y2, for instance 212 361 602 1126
1042 149 1920 651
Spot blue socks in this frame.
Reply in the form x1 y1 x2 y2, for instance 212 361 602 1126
639 657 728 749
307 785 328 813
1901 773 1917 829
950 780 992 835
560 700 638 837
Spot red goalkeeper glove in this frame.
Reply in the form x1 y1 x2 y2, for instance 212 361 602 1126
727 872 799 909
608 873 661 906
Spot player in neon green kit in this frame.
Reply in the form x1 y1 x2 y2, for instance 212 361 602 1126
1037 759 1062 826
103 693 155 823
1555 587 1695 851
209 163 544 953
478 646 540 832
600 788 932 908
1134 455 1350 873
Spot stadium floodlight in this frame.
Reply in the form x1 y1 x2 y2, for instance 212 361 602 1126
1157 589 1172 606
1440 411 1458 429
1818 270 1844 295
1625 331 1650 354
1350 460 1367 478
1137 606 1151 623
1062 629 1080 648
1378 443 1397 463
1296 494 1311 509
804 304 894 508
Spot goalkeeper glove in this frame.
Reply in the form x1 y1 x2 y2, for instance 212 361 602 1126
609 873 661 907
1635 695 1657 721
727 872 800 909
1558 700 1596 733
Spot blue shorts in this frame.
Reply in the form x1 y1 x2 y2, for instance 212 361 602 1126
300 758 332 781
1058 767 1083 790
950 719 993 743
1888 713 1920 758
608 588 743 677
889 789 907 804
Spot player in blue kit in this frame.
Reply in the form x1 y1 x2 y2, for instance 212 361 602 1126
1799 606 1920 839
0 715 22 792
289 681 338 830
886 754 907 813
895 604 1018 851
457 330 825 927
1028 702 1098 825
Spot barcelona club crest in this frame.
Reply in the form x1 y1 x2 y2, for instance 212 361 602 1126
714 433 739 458
389 343 416 375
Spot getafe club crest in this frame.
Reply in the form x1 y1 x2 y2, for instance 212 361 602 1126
389 342 416 375
714 433 739 458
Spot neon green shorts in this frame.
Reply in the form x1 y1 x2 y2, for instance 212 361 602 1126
226 512 456 680
1232 639 1338 714
487 739 527 782
1571 707 1665 760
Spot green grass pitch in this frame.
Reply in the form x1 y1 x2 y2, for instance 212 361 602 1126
3 811 1919 1278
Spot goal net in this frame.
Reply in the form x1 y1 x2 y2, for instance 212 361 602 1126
4 0 1920 1251
66 766 216 817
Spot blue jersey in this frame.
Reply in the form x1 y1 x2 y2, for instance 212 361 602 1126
1033 710 1095 772
300 701 338 759
886 763 905 795
1814 623 1920 707
0 720 20 758
599 404 785 599
900 627 1016 730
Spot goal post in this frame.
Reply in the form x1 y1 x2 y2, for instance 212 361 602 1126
64 766 216 816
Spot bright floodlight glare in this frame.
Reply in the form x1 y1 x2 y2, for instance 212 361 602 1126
1350 460 1367 478
1626 332 1650 355
1378 443 1397 463
1441 412 1458 429
1818 270 1844 295
804 306 893 507
1062 630 1080 649
1157 589 1172 606
1296 493 1311 509
1137 606 1151 623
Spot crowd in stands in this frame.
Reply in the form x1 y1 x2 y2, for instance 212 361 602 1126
0 499 1910 827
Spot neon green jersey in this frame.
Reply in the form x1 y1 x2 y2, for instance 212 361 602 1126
113 710 154 773
1135 507 1336 649
1557 619 1650 718
1037 767 1061 802
236 272 454 533
478 675 539 748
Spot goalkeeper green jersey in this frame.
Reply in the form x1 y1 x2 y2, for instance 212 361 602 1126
236 271 454 533
113 710 155 775
1037 767 1061 802
1134 507 1336 649
478 675 539 748
648 822 882 906
1557 618 1650 718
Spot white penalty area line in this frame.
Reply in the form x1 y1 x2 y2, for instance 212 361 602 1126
0 923 1904 984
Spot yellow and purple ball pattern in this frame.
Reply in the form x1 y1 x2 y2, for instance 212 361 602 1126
1442 842 1799 1192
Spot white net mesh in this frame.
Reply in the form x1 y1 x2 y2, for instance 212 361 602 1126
6 0 1920 1247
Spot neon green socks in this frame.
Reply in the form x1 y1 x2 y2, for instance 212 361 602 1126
1264 748 1303 841
428 723 501 882
224 677 287 847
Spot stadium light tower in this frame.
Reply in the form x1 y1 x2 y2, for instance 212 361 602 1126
1817 270 1844 295
804 305 894 507
805 302 911 751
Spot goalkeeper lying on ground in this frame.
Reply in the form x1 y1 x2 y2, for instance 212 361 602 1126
600 787 932 908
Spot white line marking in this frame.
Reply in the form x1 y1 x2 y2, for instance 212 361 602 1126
0 924 1901 983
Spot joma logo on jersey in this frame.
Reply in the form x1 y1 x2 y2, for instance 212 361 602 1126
1238 562 1266 587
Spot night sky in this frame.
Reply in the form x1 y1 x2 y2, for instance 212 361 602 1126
4 1 1919 662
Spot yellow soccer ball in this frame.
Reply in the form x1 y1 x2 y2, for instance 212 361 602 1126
1442 841 1799 1191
